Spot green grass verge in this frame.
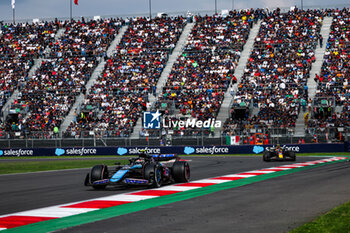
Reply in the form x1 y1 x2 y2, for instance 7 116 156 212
0 159 129 175
290 201 350 233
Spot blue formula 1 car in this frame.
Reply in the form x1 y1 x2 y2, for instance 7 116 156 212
84 153 190 190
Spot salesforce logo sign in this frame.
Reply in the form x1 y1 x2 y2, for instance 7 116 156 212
55 148 65 156
184 147 195 155
117 147 128 156
253 146 264 154
184 146 229 155
55 148 97 156
1 149 34 156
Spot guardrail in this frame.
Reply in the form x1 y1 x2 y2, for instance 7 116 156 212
0 127 348 148
0 143 347 157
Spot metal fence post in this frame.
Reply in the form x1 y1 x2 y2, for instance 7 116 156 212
201 129 204 146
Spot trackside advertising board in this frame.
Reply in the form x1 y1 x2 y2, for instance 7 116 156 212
0 143 347 157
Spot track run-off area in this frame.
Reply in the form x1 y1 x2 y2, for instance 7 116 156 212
0 156 349 233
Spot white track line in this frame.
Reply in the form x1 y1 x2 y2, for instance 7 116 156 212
95 194 158 202
153 185 199 191
226 174 256 178
190 179 229 184
243 170 276 174
13 207 97 218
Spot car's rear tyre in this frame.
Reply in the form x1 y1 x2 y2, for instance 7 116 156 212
288 151 296 161
263 151 271 162
90 164 108 190
144 163 162 188
172 161 190 183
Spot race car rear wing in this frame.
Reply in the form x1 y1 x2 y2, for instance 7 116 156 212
151 154 178 161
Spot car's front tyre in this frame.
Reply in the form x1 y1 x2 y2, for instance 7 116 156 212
263 151 271 162
172 161 190 183
90 164 109 190
144 163 162 188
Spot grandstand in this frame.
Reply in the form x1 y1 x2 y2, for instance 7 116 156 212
307 8 350 141
0 7 349 147
152 10 254 138
223 9 324 141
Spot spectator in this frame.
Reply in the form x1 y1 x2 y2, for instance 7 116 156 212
319 34 323 48
307 9 350 136
156 10 255 136
224 8 323 135
65 16 185 138
7 18 122 138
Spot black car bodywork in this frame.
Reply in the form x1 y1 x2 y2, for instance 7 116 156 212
84 153 190 190
263 146 296 162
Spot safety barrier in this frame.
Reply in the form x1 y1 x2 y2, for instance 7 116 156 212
0 143 347 157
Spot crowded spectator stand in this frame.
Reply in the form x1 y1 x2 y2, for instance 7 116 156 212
65 16 186 138
307 8 350 141
6 18 121 139
153 10 258 137
223 8 324 144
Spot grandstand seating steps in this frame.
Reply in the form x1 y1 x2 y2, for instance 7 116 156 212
106 25 128 57
214 20 262 135
1 27 65 126
2 57 43 122
154 23 195 100
60 60 106 132
294 17 333 137
59 26 129 133
335 106 343 113
130 23 195 139
307 17 333 101
43 28 66 57
251 107 260 117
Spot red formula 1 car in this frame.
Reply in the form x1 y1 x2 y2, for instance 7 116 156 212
263 145 296 162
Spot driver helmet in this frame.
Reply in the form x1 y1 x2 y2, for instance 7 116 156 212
135 158 144 163
140 149 147 155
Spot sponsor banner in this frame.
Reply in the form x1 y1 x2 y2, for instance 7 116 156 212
0 149 35 156
0 147 113 157
346 141 350 152
0 143 346 157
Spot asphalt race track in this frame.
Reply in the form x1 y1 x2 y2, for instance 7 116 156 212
1 156 350 233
